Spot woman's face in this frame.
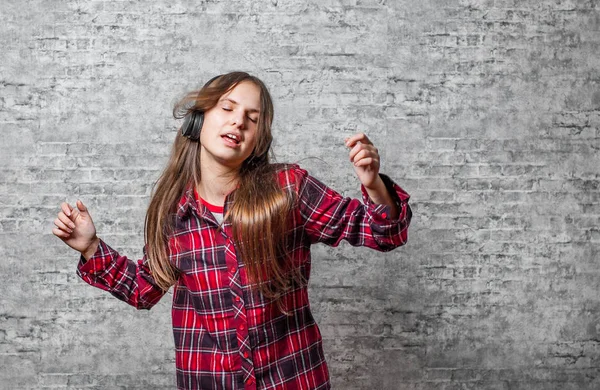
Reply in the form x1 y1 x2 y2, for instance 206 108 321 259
199 81 261 170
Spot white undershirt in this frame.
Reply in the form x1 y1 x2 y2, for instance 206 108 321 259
212 212 224 225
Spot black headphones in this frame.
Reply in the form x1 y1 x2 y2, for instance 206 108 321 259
181 75 222 141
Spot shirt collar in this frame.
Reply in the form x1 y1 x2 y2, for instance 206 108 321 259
175 183 198 220
175 183 236 221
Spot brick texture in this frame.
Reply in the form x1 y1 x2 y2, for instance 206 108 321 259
1 0 599 389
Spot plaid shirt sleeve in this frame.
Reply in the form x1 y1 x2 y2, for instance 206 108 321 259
293 165 412 251
77 240 167 310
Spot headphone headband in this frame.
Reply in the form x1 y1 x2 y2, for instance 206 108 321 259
202 75 221 89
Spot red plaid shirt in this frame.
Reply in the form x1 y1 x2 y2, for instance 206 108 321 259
77 164 412 389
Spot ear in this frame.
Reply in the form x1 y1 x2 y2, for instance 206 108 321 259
181 111 205 141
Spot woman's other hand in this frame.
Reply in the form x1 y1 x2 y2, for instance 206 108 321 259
345 132 399 218
52 200 99 260
345 132 381 189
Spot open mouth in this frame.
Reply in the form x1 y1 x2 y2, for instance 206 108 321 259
222 133 240 145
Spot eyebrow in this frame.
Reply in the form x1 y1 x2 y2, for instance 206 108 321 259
220 98 260 114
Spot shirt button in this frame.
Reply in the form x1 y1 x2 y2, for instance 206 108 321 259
246 378 254 385
243 351 249 358
235 296 241 302
239 324 245 331
230 267 236 273
89 269 95 274
382 212 388 219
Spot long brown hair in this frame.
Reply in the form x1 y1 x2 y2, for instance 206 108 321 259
145 71 305 312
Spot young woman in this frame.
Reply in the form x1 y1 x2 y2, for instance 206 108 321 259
52 71 412 390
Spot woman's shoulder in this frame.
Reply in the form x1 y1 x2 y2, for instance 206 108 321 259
271 162 302 173
271 162 311 176
269 163 309 189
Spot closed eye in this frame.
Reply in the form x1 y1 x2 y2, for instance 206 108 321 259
222 103 257 123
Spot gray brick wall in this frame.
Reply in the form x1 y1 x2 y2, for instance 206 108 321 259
1 0 599 389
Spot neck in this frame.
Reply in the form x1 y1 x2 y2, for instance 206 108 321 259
197 156 240 206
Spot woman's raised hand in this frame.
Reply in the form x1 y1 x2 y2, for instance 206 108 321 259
345 132 399 217
345 133 381 189
52 200 99 260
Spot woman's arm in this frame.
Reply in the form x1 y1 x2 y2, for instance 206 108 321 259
346 132 399 219
53 200 167 310
292 165 411 252
77 239 167 310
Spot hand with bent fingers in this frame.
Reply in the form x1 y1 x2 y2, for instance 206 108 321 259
345 132 399 218
52 200 100 259
345 132 381 189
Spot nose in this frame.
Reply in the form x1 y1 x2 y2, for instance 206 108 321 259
231 110 245 129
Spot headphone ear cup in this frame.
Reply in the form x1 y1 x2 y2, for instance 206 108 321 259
181 111 205 141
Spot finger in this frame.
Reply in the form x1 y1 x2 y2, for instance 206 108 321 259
349 132 371 145
349 143 376 162
76 200 88 213
54 217 74 233
354 157 375 167
57 213 76 229
351 148 370 164
52 227 71 239
61 202 74 217
348 143 363 161
345 133 371 148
